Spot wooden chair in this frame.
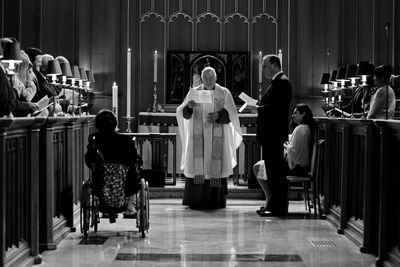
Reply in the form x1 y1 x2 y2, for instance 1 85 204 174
286 139 325 215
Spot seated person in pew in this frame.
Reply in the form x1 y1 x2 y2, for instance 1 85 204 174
85 109 142 222
0 38 38 117
342 76 376 117
255 103 315 216
25 48 66 116
367 65 396 119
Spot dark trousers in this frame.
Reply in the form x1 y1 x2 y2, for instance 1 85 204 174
261 141 288 215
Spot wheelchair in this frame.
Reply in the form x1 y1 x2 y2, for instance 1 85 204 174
80 175 150 238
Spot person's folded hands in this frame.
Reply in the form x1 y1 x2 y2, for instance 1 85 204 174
207 111 219 123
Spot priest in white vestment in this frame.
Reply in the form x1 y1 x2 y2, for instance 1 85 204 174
176 66 242 209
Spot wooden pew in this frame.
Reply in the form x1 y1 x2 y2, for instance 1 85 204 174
0 117 45 266
38 116 94 251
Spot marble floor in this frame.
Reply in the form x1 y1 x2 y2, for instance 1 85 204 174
37 199 376 267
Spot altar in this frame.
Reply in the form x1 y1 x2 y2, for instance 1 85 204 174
137 111 258 183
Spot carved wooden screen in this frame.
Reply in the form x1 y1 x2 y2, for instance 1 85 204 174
166 50 249 104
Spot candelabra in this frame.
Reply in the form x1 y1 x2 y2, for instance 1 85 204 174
148 82 164 112
124 116 134 133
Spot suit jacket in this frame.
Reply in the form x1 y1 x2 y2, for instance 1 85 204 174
31 71 62 102
257 72 292 144
0 67 33 117
0 66 16 116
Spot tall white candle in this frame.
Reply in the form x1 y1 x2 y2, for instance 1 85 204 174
153 50 158 83
278 49 283 67
127 48 131 118
258 51 262 83
112 82 118 117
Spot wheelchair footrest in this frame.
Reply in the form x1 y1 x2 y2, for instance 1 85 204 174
123 213 137 219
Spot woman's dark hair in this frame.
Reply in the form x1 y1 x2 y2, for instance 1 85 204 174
95 109 117 132
290 103 316 143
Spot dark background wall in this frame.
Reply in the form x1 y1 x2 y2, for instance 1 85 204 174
1 0 399 125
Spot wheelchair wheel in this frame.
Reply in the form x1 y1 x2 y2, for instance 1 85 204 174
137 178 150 238
139 179 146 237
80 181 91 238
145 181 150 230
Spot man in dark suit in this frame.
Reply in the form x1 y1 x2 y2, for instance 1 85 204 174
25 47 61 102
249 54 292 216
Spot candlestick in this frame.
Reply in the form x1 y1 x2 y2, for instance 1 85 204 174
112 82 118 117
148 81 164 112
70 78 76 116
258 51 262 83
153 50 158 83
127 48 131 117
278 49 283 67
124 116 134 133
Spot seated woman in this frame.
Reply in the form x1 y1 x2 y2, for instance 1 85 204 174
85 109 141 222
256 103 315 215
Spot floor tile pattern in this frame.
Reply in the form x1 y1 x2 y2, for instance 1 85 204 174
37 199 376 267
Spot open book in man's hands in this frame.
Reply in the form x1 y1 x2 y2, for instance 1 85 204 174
238 92 258 112
31 96 52 115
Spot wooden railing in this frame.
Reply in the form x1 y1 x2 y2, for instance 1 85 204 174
1 117 45 266
233 134 261 187
316 118 400 267
123 133 177 185
38 116 95 252
121 133 262 187
3 115 400 266
0 116 94 266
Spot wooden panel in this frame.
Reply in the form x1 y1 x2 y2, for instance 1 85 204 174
140 0 151 12
374 0 393 65
169 0 180 13
224 0 235 14
325 0 340 71
196 16 220 51
140 15 165 111
41 0 59 55
169 16 192 50
293 0 312 98
20 0 40 48
279 0 289 75
224 16 248 51
238 0 249 13
182 0 192 16
2 0 20 39
393 0 400 73
59 0 76 63
311 0 327 96
357 0 374 62
154 0 165 14
265 0 278 16
91 0 119 92
91 53 106 92
342 0 357 64
197 0 208 14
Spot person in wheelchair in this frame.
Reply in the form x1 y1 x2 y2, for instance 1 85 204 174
85 109 142 223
